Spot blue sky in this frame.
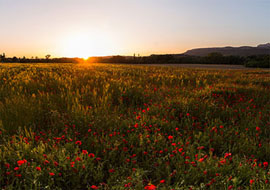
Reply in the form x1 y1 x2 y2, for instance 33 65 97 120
0 0 269 58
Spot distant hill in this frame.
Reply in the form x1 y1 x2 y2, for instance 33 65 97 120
184 43 270 56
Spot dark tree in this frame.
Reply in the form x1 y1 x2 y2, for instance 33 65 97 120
45 54 51 59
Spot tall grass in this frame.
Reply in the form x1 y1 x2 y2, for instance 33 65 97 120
0 63 270 189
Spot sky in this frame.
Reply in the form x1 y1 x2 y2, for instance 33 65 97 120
0 0 269 58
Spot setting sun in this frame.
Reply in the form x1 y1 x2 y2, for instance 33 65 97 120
60 32 114 58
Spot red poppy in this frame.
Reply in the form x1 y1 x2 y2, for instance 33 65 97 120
109 169 115 173
198 158 204 162
90 185 99 189
144 184 156 190
82 150 88 154
160 179 165 183
88 153 95 158
168 136 173 140
17 159 27 166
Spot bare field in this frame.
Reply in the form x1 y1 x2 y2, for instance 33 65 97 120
133 63 270 70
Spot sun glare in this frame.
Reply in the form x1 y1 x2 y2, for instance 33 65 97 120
60 32 113 59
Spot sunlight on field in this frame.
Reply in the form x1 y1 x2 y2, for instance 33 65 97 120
0 63 269 189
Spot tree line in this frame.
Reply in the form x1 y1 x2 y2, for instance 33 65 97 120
0 54 84 63
85 53 269 68
1 53 269 68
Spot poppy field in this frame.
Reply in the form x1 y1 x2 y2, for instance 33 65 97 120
0 63 270 189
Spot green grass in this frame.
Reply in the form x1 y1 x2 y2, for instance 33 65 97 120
0 63 270 189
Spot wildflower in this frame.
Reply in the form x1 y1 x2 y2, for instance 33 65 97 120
75 141 82 145
44 160 50 165
168 135 173 140
144 184 156 190
14 167 19 171
82 150 88 154
263 162 268 168
198 158 204 162
160 179 165 183
91 185 99 189
250 179 255 185
70 161 75 167
197 146 205 150
36 167 41 171
88 153 95 158
49 172 55 176
17 159 27 166
224 153 232 158
109 169 115 173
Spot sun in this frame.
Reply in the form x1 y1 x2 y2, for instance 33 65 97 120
60 32 113 59
61 34 93 59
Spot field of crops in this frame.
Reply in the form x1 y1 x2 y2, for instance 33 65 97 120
0 63 269 189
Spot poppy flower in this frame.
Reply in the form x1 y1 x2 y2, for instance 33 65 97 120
17 159 27 166
168 136 173 140
160 179 165 183
88 153 95 158
144 184 156 190
91 185 99 189
82 150 88 154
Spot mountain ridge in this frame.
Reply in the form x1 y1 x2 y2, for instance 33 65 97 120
184 43 270 56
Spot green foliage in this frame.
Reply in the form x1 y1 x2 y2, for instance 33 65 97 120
245 55 270 68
